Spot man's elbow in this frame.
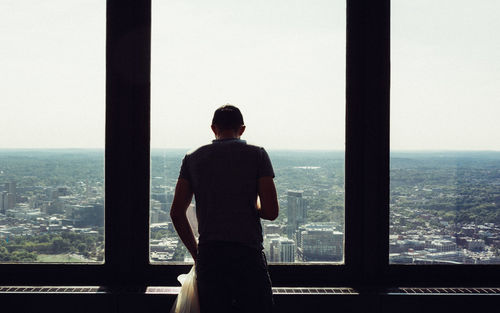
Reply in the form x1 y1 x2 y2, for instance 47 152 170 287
268 212 278 221
261 206 279 221
262 214 278 221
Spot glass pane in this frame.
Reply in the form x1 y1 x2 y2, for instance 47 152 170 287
0 1 105 263
151 0 345 264
390 0 500 264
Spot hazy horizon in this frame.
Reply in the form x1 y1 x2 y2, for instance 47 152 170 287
2 147 500 155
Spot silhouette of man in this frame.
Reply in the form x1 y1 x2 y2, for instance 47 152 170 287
170 105 279 313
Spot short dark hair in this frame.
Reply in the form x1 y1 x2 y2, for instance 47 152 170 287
211 105 244 131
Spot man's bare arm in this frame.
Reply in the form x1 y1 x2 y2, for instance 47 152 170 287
257 176 279 220
170 178 197 260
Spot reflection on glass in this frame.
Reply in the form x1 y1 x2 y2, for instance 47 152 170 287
0 1 105 263
151 0 345 264
390 1 500 264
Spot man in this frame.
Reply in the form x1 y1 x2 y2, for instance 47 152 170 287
170 105 279 313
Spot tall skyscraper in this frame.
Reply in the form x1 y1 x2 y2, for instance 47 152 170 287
279 238 296 262
0 191 6 214
286 190 306 238
5 182 16 204
6 193 15 210
2 182 16 210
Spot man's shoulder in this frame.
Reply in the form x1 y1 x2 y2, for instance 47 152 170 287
185 140 267 159
244 142 270 158
243 141 265 150
185 144 213 157
231 141 268 155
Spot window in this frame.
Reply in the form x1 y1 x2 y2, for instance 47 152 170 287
151 0 346 264
390 0 500 265
0 0 105 264
1 0 499 288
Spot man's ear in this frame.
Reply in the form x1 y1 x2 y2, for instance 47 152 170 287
211 124 218 137
238 125 246 136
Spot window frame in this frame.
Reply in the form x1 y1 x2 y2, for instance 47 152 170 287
1 0 499 288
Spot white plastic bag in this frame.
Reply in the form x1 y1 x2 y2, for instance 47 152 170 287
170 265 200 313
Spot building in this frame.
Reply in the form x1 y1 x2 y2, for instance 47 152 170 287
286 190 306 238
1 182 16 212
428 239 457 252
0 191 7 214
300 227 343 262
268 236 296 263
151 191 173 210
150 207 169 224
5 192 15 211
68 204 104 227
263 223 281 235
279 238 296 262
466 238 485 252
5 182 16 204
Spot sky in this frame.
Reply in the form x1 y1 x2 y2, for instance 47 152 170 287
150 0 345 150
0 1 105 149
391 0 500 151
1 0 499 150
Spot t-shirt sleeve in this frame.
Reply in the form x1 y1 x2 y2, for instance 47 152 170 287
258 148 275 178
178 155 191 182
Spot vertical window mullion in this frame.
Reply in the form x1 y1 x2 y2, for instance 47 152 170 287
106 0 151 285
346 0 390 287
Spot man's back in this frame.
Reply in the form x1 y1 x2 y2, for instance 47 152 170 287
179 138 274 249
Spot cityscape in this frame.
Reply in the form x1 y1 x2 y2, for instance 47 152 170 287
1 149 499 265
150 149 345 263
390 152 500 264
0 150 104 263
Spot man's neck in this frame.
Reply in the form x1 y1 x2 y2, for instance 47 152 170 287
216 131 240 140
215 136 240 141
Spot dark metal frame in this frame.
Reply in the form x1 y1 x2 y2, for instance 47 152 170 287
1 0 499 288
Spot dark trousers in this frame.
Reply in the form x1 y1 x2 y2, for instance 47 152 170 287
196 241 274 313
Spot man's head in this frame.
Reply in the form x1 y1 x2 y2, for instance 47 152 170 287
211 105 245 139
